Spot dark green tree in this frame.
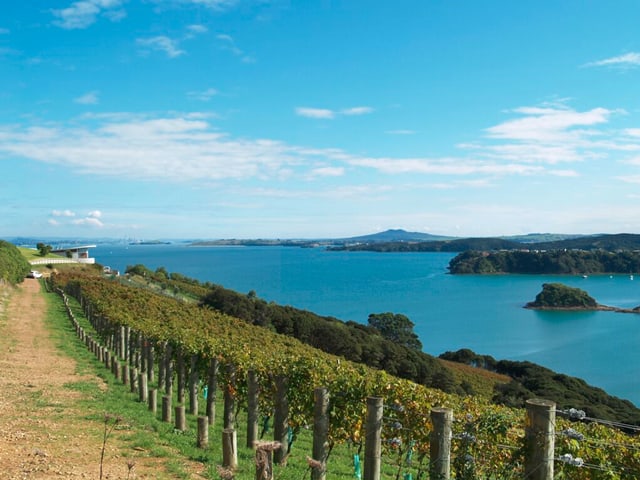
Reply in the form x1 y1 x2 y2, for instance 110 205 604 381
36 242 52 257
367 312 423 351
0 240 31 284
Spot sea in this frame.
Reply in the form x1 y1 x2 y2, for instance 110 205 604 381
95 243 640 406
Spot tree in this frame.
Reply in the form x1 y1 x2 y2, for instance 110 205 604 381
0 240 31 284
367 312 423 351
36 242 52 257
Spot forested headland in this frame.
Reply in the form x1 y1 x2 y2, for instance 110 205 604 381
448 249 640 274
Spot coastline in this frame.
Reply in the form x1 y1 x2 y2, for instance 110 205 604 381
525 303 640 314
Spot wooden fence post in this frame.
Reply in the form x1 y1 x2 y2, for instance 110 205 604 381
273 375 289 465
175 405 186 431
312 387 330 480
197 416 209 448
162 395 172 422
222 428 238 469
430 408 453 480
254 441 281 480
129 367 138 393
139 371 148 403
148 388 157 414
524 398 556 480
119 325 126 361
121 363 129 385
247 369 259 449
363 396 383 480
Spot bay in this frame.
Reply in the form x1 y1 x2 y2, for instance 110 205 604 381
97 244 640 406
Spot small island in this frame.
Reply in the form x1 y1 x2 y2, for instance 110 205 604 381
525 282 640 313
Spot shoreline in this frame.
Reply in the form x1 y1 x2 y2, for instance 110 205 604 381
525 303 640 314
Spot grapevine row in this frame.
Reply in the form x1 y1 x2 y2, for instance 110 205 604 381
51 270 640 479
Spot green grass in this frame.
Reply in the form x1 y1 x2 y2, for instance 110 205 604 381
43 284 425 480
19 247 66 262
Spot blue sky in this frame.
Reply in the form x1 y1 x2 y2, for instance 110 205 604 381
2 1 640 239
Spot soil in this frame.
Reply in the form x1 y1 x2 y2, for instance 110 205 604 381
0 279 206 479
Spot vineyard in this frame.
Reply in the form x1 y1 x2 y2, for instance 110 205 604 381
49 269 640 479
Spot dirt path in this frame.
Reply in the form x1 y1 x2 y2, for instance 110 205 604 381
0 279 205 479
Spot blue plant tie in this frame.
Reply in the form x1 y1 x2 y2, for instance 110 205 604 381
353 454 362 479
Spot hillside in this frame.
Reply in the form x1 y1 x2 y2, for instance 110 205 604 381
329 237 521 252
440 349 640 426
125 264 640 422
339 229 453 243
448 249 640 274
330 232 640 253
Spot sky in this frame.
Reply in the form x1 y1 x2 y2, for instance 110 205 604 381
2 1 640 240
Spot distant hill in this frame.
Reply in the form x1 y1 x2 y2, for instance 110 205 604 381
330 236 522 252
533 233 640 251
331 233 640 253
340 229 453 243
501 233 586 243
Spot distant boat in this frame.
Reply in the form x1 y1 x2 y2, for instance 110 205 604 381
631 274 634 281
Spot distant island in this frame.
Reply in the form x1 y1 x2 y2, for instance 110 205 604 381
129 240 171 245
525 283 640 313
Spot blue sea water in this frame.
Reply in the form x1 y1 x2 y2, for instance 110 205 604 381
97 244 640 406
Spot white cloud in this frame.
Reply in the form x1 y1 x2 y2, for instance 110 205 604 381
485 106 614 143
548 169 580 177
584 52 640 68
624 128 640 137
341 106 374 116
0 104 634 187
137 36 185 58
308 166 345 178
52 0 125 29
216 34 254 63
187 24 208 34
152 0 237 9
295 106 374 120
457 104 633 166
616 175 640 184
0 115 302 182
295 107 335 119
74 91 100 105
187 88 218 101
73 216 104 227
49 208 103 228
347 157 544 176
52 209 76 217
